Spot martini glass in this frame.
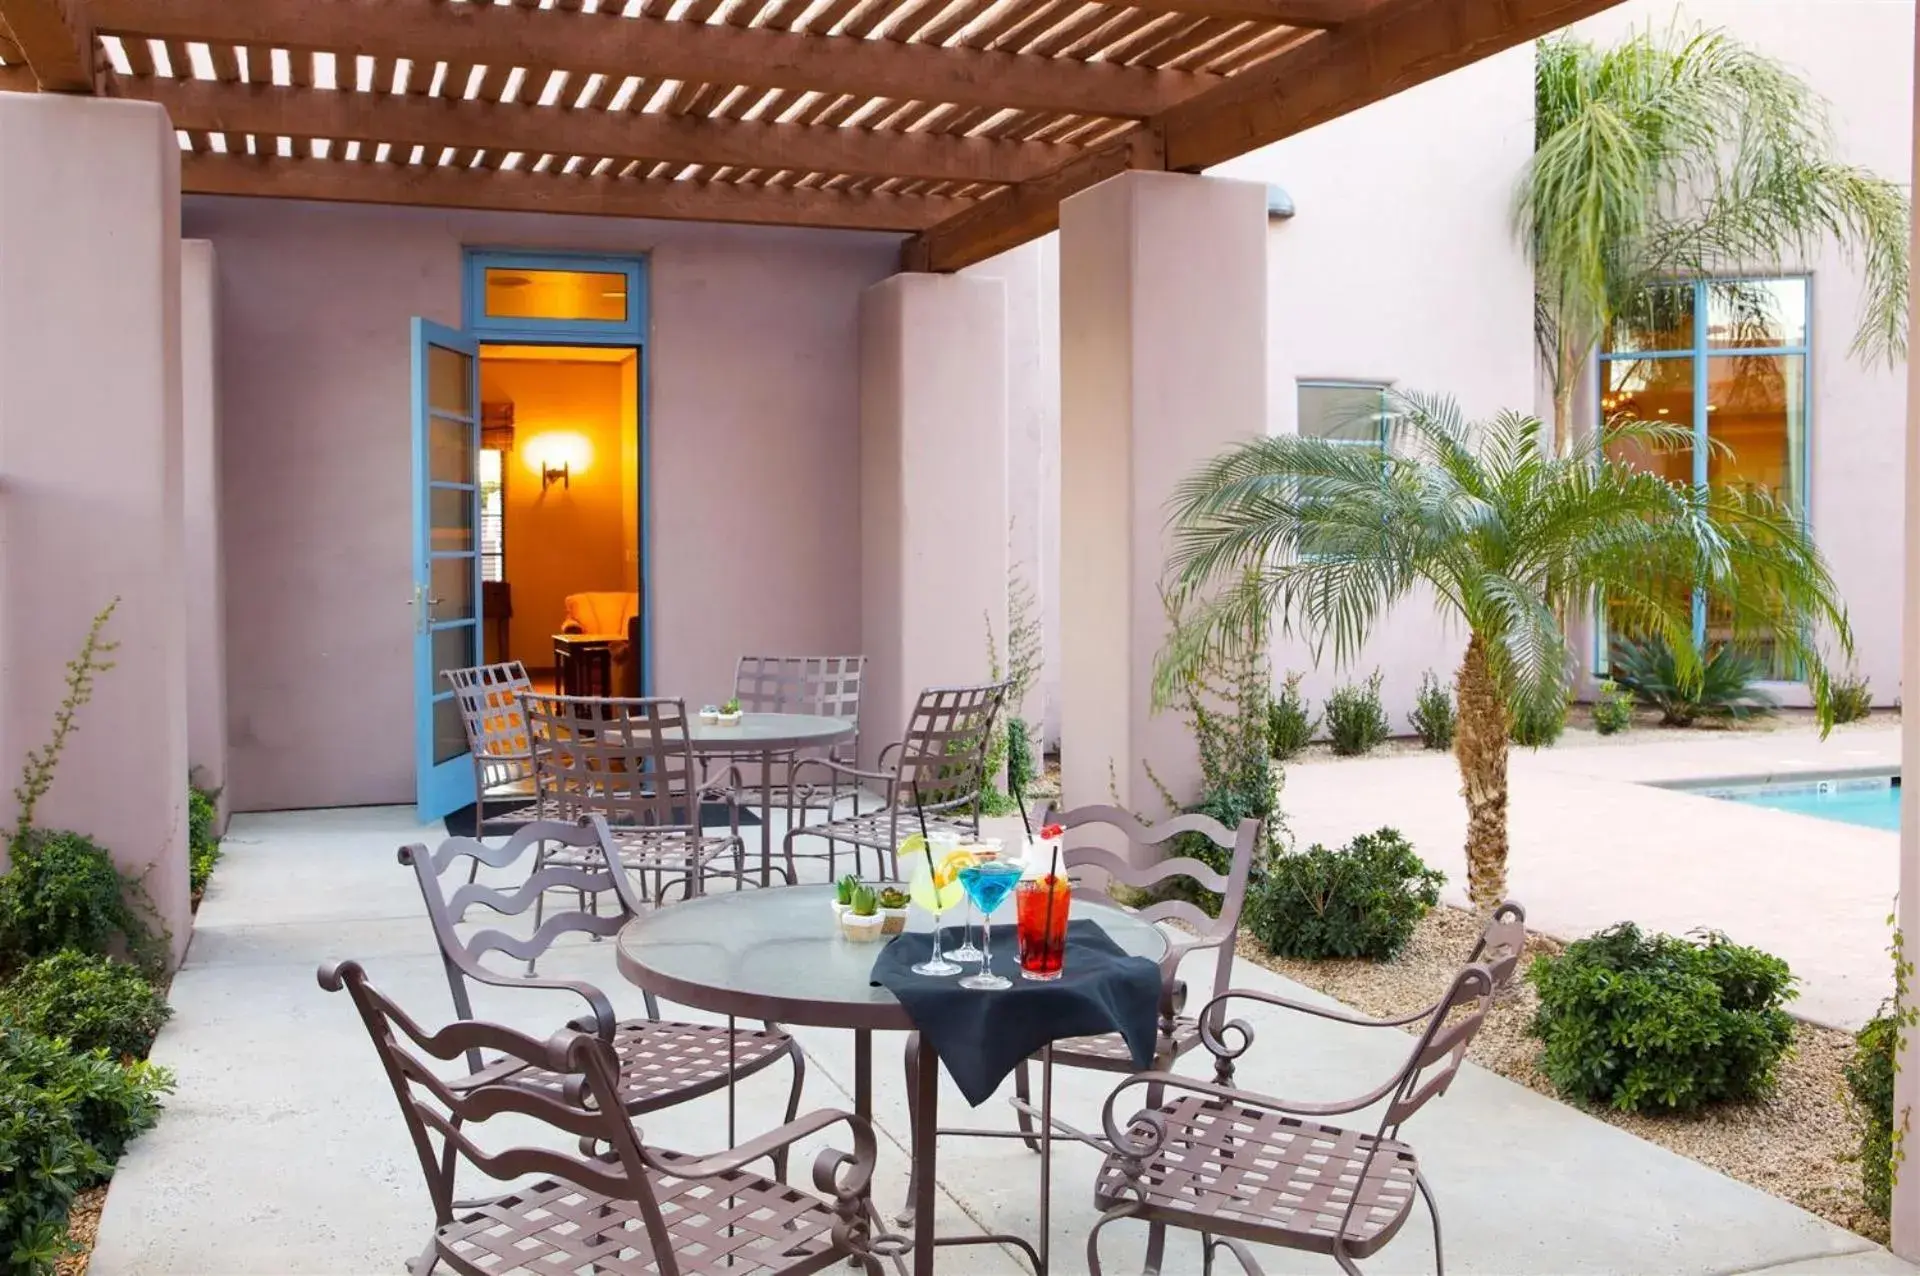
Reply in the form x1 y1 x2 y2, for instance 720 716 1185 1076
948 837 1001 964
905 835 966 977
956 859 1023 991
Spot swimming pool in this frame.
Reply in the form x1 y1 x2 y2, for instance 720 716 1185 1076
1696 775 1901 831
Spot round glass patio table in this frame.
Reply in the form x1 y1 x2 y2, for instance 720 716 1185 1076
686 712 853 887
616 884 1168 1276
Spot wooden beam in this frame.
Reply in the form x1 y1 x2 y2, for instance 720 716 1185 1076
1104 0 1381 26
903 129 1160 272
907 0 1627 270
0 0 92 91
181 154 966 234
1160 0 1626 171
90 0 1217 119
114 76 1067 186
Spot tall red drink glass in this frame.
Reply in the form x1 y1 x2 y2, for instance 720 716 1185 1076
1015 877 1070 981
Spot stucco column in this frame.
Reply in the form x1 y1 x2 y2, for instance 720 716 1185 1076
857 273 1009 770
1058 171 1268 826
0 94 189 963
182 239 228 829
1893 11 1920 1255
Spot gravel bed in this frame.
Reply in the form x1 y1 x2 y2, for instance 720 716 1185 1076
56 1185 105 1276
1235 906 1883 1243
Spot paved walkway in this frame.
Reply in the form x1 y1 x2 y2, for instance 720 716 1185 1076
1285 721 1903 1028
88 802 1912 1274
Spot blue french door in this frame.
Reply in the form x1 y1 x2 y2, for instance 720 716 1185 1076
411 320 484 821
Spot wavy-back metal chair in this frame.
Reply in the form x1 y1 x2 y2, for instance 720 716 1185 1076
523 693 751 902
1088 959 1500 1276
443 661 547 835
400 820 807 1176
319 958 880 1276
782 681 1007 881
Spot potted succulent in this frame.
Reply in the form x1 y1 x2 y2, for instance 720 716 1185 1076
832 873 860 924
698 703 721 725
877 885 911 935
841 885 884 942
715 696 743 727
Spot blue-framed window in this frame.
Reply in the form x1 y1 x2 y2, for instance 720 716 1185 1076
1298 380 1391 447
1596 276 1812 676
463 250 648 342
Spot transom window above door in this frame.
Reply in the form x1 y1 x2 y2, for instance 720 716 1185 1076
463 251 648 342
1298 380 1392 447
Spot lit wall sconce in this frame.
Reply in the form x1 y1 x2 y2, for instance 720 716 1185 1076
522 430 592 493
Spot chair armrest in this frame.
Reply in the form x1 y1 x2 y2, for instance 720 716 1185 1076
638 1107 877 1199
791 756 897 787
1195 985 1433 1033
1100 1070 1400 1156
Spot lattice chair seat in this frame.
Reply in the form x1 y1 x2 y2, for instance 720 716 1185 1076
603 826 740 872
437 1163 843 1276
1094 1095 1419 1255
1054 1015 1204 1072
799 808 976 852
473 1018 798 1114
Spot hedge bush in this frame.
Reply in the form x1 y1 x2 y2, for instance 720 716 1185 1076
0 1024 172 1276
1408 671 1455 751
188 787 221 901
1247 828 1443 961
1324 673 1390 757
1528 923 1797 1113
0 830 156 971
1508 694 1568 748
1845 1011 1896 1222
3 951 172 1061
1591 680 1635 736
1267 673 1317 760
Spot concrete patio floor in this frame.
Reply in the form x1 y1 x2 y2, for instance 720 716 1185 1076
1285 720 1902 1029
90 800 1914 1275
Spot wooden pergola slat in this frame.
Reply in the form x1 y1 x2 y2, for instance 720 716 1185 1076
0 0 90 91
88 0 1222 119
180 153 966 233
113 76 1070 185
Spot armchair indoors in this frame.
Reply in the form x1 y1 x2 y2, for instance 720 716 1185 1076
559 590 641 695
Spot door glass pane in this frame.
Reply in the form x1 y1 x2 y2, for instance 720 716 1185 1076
432 556 475 621
430 415 474 483
433 623 477 680
428 345 472 414
1602 356 1694 484
431 487 475 552
1608 284 1694 353
1707 280 1807 349
433 694 468 765
484 268 628 323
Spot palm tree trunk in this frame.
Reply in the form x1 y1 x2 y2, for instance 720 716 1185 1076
1551 335 1580 457
1453 633 1510 914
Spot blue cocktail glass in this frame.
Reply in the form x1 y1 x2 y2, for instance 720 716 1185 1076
956 860 1024 991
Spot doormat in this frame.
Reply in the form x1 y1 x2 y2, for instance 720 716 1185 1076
444 799 761 839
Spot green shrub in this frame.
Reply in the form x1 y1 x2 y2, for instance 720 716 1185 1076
1004 717 1037 802
1267 673 1317 760
1831 671 1874 725
1246 828 1443 961
1845 1011 1896 1221
1612 637 1778 726
188 786 221 900
0 830 158 972
0 1024 171 1276
1323 672 1390 757
1591 680 1635 736
1408 671 1455 750
3 951 171 1060
1528 923 1797 1113
1508 693 1568 748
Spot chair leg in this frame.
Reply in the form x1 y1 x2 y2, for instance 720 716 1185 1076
1012 1058 1043 1154
771 1039 808 1182
1142 1078 1168 1276
1417 1171 1445 1276
528 842 548 976
902 1032 922 1221
1085 1204 1137 1276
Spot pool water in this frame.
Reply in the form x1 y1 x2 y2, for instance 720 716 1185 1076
1706 776 1901 831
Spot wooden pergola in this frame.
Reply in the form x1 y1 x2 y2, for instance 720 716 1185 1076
0 0 1610 270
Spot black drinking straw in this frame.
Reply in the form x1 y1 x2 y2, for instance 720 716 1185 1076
913 779 938 885
1040 830 1063 970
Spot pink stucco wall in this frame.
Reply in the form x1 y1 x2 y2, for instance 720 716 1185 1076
183 196 897 811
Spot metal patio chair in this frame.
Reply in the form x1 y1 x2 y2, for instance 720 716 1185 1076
443 661 551 836
1086 959 1502 1276
781 680 1007 882
523 693 755 903
399 819 808 1177
699 654 867 844
319 958 880 1276
900 804 1259 1250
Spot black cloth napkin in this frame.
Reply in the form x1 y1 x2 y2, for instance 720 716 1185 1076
870 918 1162 1107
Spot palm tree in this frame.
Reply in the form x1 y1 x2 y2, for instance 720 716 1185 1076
1158 392 1851 911
1521 23 1909 455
